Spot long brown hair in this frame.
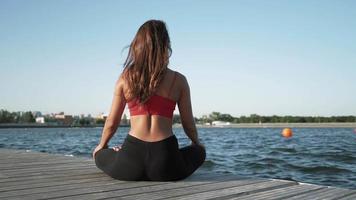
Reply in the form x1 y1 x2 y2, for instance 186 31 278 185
123 20 172 103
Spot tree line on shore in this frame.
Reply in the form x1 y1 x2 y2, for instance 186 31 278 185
0 110 36 123
173 112 356 124
1 109 355 124
0 109 100 126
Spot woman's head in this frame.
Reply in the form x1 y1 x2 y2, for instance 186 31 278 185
123 19 172 103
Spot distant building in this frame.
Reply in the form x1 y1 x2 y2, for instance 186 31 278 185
95 113 130 125
35 117 45 124
97 113 108 121
32 111 42 118
212 121 231 126
55 113 74 126
72 115 80 119
16 111 24 116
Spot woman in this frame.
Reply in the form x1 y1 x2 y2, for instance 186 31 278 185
93 19 206 181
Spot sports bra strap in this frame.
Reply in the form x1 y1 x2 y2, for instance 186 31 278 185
168 71 177 97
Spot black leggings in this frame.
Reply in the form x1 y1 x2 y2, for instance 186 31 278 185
95 134 206 181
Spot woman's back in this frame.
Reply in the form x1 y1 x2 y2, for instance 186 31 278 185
124 69 178 141
123 69 197 143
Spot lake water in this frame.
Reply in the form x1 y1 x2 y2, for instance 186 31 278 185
0 127 355 189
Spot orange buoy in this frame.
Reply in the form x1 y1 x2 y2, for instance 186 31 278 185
282 128 293 138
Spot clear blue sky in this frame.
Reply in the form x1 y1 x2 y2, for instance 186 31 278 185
1 0 355 117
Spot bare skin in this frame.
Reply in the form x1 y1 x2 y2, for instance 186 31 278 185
93 68 203 158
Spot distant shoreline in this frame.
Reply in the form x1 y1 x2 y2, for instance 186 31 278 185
1 122 355 129
192 122 356 128
0 123 129 129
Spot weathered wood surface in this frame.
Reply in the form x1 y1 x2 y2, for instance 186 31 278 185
0 148 355 200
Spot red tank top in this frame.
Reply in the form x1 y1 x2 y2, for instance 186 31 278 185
127 72 177 119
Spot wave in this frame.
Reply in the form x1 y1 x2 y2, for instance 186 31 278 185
270 147 297 153
310 153 355 163
258 157 286 164
203 159 217 167
286 164 353 174
301 166 352 174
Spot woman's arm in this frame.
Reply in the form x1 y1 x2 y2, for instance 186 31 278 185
93 76 126 157
177 74 202 146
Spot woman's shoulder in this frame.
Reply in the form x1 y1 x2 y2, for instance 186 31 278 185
113 72 128 96
115 73 126 87
169 69 188 85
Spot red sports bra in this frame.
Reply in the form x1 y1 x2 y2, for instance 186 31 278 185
127 72 177 119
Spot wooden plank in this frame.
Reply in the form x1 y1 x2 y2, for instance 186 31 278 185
288 187 356 200
0 169 102 185
6 181 166 200
159 180 297 200
1 165 96 179
0 176 116 198
117 179 269 200
339 192 356 200
5 153 89 161
55 174 256 200
0 172 105 187
1 163 95 177
1 172 224 198
231 184 323 200
0 159 92 170
0 155 86 165
0 176 112 192
1 161 93 171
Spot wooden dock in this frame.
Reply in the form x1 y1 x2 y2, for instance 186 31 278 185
0 148 355 200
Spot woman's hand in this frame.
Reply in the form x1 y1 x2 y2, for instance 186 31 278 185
192 140 205 150
112 145 122 152
92 144 107 159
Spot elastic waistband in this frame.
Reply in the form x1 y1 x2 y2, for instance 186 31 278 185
125 133 177 146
